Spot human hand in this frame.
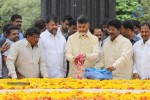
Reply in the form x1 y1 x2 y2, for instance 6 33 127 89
107 66 115 72
1 43 10 53
16 70 25 79
133 73 140 79
74 54 86 66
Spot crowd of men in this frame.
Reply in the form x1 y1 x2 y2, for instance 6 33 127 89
0 13 150 80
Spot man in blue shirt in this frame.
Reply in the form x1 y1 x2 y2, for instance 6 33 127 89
10 14 24 39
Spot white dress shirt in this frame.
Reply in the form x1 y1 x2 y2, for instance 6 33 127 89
96 35 133 79
57 26 68 39
133 39 150 79
103 36 110 45
2 39 15 56
40 29 67 78
6 39 48 78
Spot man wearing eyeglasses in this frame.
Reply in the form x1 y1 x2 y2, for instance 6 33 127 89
6 27 48 78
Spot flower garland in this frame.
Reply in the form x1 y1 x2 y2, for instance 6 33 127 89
0 78 150 90
0 90 150 100
74 54 85 79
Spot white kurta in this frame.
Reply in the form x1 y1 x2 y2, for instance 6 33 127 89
96 35 133 79
40 29 66 78
6 39 48 78
133 39 150 79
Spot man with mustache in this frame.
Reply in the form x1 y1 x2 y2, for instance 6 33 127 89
57 15 73 40
133 22 150 79
96 19 133 79
6 27 48 78
2 26 19 78
66 15 99 78
40 14 67 78
10 14 24 39
121 20 140 45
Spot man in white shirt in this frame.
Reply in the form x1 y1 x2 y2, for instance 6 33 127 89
93 26 103 54
133 22 150 79
2 26 19 78
40 14 67 78
57 15 73 40
6 27 48 78
96 19 133 79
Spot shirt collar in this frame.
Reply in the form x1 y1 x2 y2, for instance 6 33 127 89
140 39 150 45
147 39 150 44
77 30 91 38
45 29 61 38
109 34 122 43
6 39 15 43
24 39 38 47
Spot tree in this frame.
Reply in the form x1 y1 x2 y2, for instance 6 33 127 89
116 0 142 21
0 0 41 33
138 0 150 22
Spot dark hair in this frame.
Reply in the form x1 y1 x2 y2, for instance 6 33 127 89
25 27 40 38
94 25 102 30
62 15 73 23
6 26 19 35
100 18 110 27
3 24 13 32
69 19 77 27
77 15 88 24
11 14 22 21
46 14 58 24
89 27 94 34
34 19 46 30
122 20 134 31
140 22 150 29
107 19 122 30
132 20 141 29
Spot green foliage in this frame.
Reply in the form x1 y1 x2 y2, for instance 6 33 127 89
0 0 41 33
116 0 142 21
138 0 150 22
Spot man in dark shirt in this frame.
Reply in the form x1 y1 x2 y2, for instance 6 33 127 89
121 20 140 45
